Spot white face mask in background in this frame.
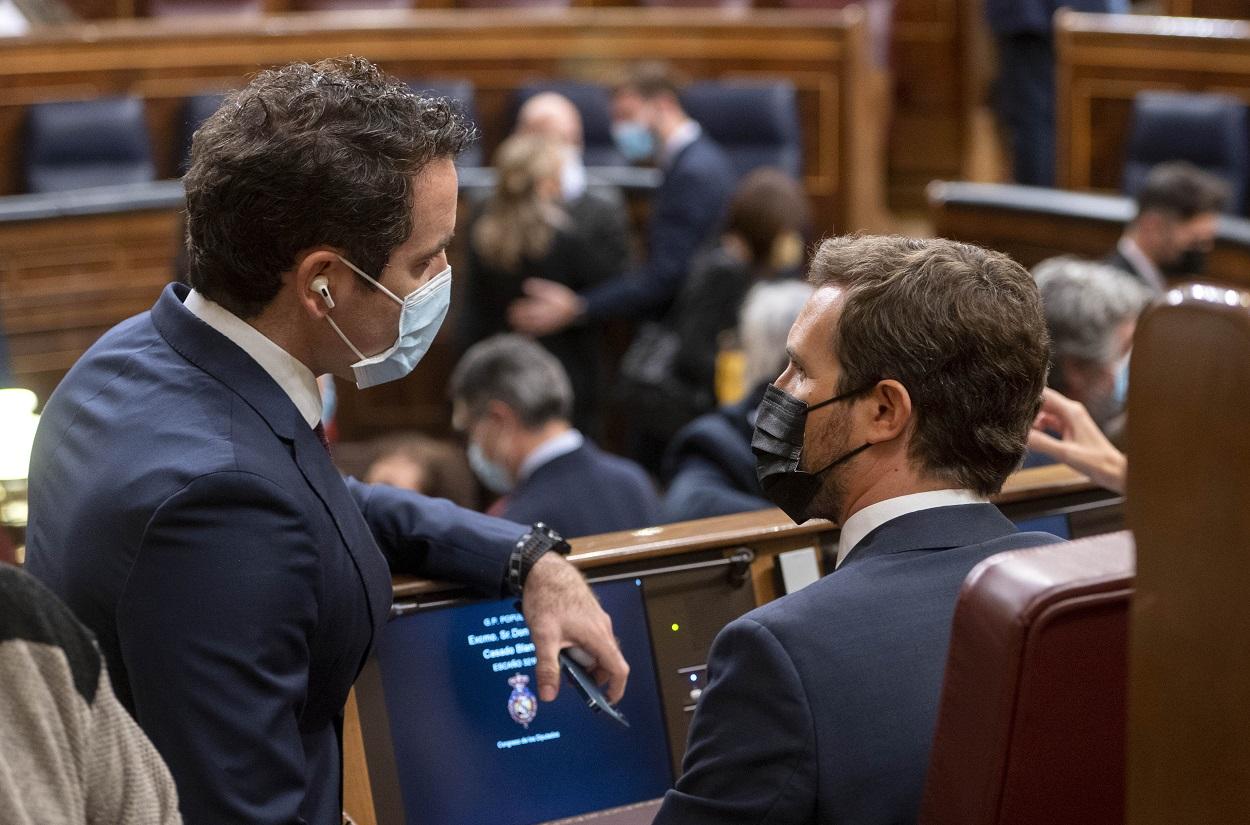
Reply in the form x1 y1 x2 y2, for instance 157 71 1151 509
324 255 453 390
560 146 587 203
467 441 514 495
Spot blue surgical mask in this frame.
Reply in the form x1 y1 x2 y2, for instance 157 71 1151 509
468 441 513 494
612 121 655 163
325 256 452 390
1113 352 1130 410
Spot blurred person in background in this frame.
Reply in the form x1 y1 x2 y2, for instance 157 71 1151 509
463 134 618 434
1107 160 1231 292
451 334 658 537
1033 256 1152 443
986 0 1127 187
508 61 734 337
513 91 631 277
362 432 479 510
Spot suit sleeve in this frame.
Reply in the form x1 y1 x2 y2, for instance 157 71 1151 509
661 455 772 524
118 471 319 825
346 477 525 596
581 165 720 321
654 617 817 825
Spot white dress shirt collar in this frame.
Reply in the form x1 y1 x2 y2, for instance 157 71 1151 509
836 489 989 568
1117 236 1166 294
660 120 701 170
183 289 323 428
518 429 584 483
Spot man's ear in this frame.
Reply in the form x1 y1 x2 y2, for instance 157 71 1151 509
296 250 345 319
863 379 913 443
483 398 521 431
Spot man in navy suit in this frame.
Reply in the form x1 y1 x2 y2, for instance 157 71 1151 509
450 334 659 538
653 235 1062 824
24 58 628 825
508 61 735 334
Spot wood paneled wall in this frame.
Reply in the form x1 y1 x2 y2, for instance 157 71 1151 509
890 0 985 208
48 0 979 210
0 202 181 404
0 8 877 234
1056 11 1250 194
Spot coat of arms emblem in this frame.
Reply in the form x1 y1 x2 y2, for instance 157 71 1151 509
507 673 538 728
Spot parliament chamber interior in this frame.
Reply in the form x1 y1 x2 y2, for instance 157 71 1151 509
0 1 1248 824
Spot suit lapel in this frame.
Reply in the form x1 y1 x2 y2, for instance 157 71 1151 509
290 429 391 636
151 283 390 636
840 504 1018 569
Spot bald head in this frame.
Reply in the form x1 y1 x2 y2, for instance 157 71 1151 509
516 92 583 149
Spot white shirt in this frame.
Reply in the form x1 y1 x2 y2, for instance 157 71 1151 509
518 429 584 483
660 120 701 170
183 290 323 428
835 489 989 568
1117 236 1166 294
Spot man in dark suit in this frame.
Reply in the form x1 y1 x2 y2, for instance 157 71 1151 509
986 0 1126 186
24 58 628 825
450 334 659 538
1106 160 1230 293
508 61 735 334
653 235 1062 825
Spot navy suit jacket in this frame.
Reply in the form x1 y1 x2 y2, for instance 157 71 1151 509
654 503 1064 825
582 134 735 321
500 441 659 538
985 0 1124 36
660 388 770 523
25 283 525 825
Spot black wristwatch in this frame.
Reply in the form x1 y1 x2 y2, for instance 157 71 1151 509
506 522 571 596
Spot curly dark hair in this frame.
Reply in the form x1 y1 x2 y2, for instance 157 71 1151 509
808 235 1051 496
183 56 477 318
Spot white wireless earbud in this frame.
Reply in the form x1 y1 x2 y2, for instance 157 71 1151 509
310 276 335 309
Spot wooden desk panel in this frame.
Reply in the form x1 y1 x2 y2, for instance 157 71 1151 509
0 205 180 403
1165 0 1250 19
0 8 879 233
1056 11 1250 194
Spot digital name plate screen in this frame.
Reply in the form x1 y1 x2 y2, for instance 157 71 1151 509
374 579 672 825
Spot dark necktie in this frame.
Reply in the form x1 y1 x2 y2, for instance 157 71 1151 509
313 421 331 453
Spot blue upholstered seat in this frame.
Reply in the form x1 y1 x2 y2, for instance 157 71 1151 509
24 96 157 194
680 80 803 181
1123 91 1249 214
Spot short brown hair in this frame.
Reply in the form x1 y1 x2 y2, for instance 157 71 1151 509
808 235 1050 496
1135 161 1230 221
184 57 476 318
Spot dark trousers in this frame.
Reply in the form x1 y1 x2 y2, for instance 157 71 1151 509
995 32 1056 187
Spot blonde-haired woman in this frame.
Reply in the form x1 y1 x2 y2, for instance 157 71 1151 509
462 135 618 434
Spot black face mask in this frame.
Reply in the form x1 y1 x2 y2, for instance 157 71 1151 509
751 383 873 524
1162 246 1208 279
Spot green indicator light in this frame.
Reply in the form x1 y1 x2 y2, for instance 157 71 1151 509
671 623 680 632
